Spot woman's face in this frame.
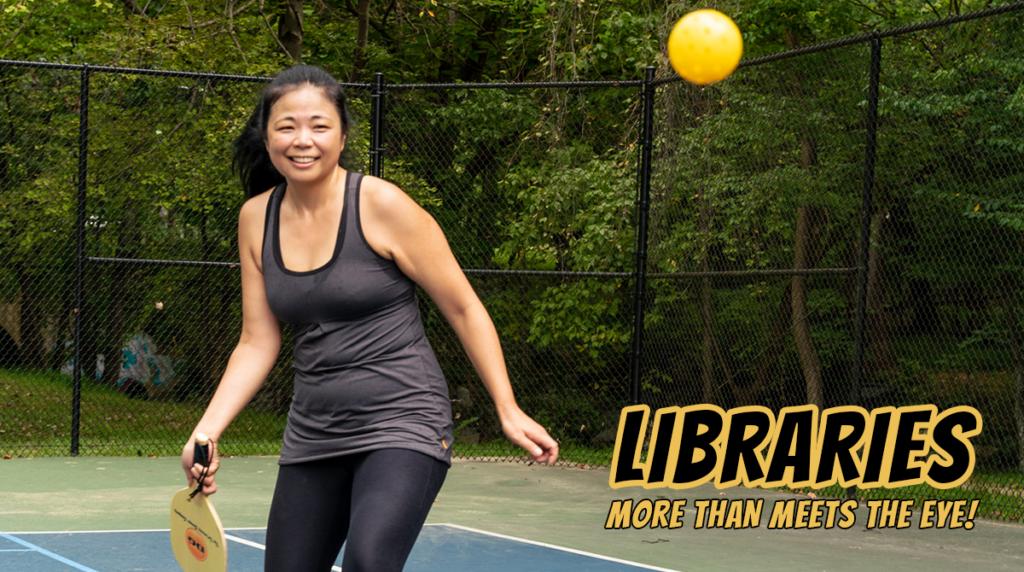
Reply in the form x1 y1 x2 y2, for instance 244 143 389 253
264 85 346 185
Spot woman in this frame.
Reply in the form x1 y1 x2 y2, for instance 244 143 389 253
180 65 558 572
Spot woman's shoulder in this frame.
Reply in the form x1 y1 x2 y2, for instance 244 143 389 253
240 187 275 227
237 187 277 263
359 174 418 216
358 175 436 260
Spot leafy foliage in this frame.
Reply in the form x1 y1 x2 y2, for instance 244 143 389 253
1 2 1023 488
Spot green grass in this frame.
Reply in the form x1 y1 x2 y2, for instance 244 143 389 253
452 439 612 467
0 367 285 458
0 367 613 465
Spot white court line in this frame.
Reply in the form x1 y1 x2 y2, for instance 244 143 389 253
9 529 170 534
4 526 678 572
224 534 343 572
7 527 269 534
223 534 267 551
427 523 682 572
0 532 100 572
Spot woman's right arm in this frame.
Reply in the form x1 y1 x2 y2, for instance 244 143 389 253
181 196 283 493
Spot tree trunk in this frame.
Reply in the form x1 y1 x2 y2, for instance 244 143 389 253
1002 277 1024 472
199 208 215 394
865 210 896 375
49 272 76 373
889 199 939 334
459 11 503 83
736 282 793 406
78 264 100 384
792 204 825 410
783 30 826 410
436 10 459 83
211 234 243 396
737 207 839 410
700 275 716 404
0 136 7 189
207 273 232 397
101 198 139 386
101 266 126 386
279 0 303 63
696 174 717 404
908 277 940 334
350 0 370 82
424 10 459 196
16 267 45 369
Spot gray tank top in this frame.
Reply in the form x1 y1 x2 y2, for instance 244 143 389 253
262 171 453 466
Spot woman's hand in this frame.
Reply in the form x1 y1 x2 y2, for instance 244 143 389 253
500 407 559 465
180 435 221 495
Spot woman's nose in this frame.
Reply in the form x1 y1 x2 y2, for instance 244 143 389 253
293 127 314 146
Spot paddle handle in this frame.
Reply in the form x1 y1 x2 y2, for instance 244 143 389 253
194 433 210 468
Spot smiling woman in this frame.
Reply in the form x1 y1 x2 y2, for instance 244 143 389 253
177 65 558 572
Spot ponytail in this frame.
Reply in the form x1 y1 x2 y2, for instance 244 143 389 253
232 101 284 199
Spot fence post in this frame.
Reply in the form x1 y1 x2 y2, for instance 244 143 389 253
71 64 90 457
628 66 656 406
852 35 881 408
370 72 386 178
848 33 882 499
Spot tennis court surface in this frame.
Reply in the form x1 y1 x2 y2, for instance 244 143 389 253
2 456 1022 571
0 524 671 572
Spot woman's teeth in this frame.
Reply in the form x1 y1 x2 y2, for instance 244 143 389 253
291 157 316 163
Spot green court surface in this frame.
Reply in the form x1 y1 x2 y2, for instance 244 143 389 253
1 456 1022 571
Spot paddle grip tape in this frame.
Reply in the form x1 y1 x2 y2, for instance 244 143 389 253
190 440 214 499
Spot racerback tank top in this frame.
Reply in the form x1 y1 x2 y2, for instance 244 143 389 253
262 171 453 466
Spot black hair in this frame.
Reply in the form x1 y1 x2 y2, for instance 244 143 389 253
232 65 353 199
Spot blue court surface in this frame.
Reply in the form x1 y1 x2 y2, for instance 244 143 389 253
0 523 678 572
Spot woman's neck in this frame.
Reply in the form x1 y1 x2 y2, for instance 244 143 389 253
283 167 347 217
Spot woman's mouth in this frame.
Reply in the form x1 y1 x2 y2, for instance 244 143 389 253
289 156 318 167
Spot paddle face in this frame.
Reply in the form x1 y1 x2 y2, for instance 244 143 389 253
170 486 227 572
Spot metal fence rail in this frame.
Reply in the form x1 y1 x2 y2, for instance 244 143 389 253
1 3 1023 522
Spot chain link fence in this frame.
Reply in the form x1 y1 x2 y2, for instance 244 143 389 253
381 83 640 460
646 3 1024 521
1 4 1023 520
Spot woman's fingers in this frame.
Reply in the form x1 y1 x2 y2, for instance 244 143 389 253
521 425 558 461
181 438 220 495
526 428 559 464
503 411 560 464
190 463 219 495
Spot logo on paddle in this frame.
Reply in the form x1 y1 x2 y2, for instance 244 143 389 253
186 527 208 561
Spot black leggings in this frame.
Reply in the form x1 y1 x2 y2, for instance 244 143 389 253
264 448 449 572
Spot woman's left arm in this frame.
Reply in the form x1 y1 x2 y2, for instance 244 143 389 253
363 177 559 464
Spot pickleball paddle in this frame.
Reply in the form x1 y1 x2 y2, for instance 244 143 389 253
170 433 227 572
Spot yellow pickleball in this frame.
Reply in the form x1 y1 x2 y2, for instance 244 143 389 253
667 10 743 85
